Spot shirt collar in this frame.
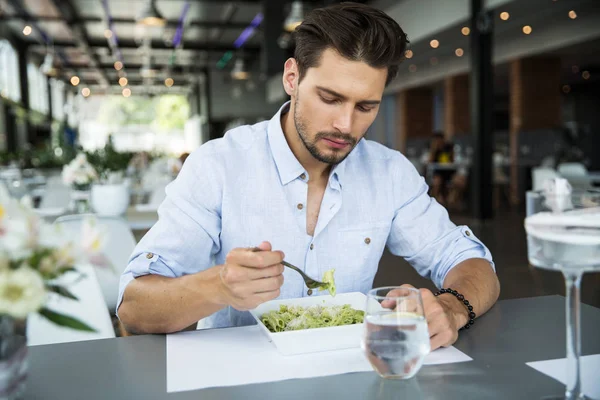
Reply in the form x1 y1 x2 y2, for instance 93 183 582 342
267 101 348 188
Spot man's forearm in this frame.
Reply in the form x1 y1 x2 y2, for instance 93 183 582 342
117 266 227 334
439 258 500 327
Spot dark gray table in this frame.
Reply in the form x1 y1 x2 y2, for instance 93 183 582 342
25 295 600 400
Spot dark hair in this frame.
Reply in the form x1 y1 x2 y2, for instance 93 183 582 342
293 2 409 86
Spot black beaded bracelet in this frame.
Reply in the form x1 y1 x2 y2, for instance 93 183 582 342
434 288 476 330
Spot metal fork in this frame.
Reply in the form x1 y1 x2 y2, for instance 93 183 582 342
250 247 325 295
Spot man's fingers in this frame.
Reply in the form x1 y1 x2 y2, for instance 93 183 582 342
237 275 284 294
226 247 284 268
430 333 446 351
254 289 282 304
247 263 285 280
381 284 417 309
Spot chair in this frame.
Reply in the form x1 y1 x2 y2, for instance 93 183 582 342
531 167 560 191
557 162 590 189
38 181 71 210
53 214 137 312
135 177 171 212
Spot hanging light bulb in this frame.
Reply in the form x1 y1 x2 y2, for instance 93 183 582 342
231 58 249 80
284 1 304 32
136 0 166 27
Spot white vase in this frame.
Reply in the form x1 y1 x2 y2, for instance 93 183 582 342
90 183 130 216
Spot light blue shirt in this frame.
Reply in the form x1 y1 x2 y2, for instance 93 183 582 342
118 102 494 329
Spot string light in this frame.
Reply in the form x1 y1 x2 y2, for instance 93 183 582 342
104 29 113 39
70 76 80 86
81 87 91 97
455 48 464 57
461 27 470 36
522 25 532 35
582 71 590 80
568 10 577 19
405 50 413 59
114 61 123 71
430 39 439 49
562 85 571 94
122 88 131 97
23 26 32 36
165 78 174 87
119 77 128 86
500 12 510 21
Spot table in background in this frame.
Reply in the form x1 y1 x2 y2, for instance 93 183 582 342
26 296 600 400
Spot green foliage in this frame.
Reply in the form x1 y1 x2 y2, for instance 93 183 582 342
39 307 96 332
46 285 78 301
97 94 190 131
84 141 134 180
154 95 190 130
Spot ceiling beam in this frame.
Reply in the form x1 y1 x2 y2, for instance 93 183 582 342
47 0 110 87
61 63 207 72
0 15 253 30
47 38 261 52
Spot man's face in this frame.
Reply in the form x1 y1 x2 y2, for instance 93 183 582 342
287 49 388 165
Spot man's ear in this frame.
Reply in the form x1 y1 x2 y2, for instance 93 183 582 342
282 58 299 96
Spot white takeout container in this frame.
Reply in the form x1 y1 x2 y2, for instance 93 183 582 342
249 292 367 356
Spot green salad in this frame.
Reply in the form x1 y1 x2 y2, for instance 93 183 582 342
260 304 365 333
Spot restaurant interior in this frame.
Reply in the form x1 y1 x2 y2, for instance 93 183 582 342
0 0 599 399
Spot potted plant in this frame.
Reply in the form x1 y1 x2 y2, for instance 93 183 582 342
85 143 134 217
61 153 98 213
0 188 109 398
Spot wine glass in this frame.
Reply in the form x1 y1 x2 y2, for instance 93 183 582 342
362 287 430 379
525 189 600 399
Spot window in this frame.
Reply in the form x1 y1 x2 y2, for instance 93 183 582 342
0 39 22 102
27 62 49 114
50 78 65 121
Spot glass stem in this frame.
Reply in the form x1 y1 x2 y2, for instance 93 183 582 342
563 271 584 399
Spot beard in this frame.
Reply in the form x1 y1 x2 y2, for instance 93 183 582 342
293 96 358 165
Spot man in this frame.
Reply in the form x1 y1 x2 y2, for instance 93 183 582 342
118 2 500 351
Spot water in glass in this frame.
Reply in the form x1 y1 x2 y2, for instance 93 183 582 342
363 287 430 379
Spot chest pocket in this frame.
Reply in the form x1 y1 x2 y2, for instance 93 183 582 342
334 222 390 291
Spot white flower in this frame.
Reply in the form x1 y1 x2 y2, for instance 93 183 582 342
62 153 98 187
79 217 112 270
80 217 105 255
0 196 41 261
0 265 47 319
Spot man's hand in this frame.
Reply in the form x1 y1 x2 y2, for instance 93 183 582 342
217 241 285 311
387 284 469 351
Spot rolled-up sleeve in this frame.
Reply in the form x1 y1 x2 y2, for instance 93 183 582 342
116 148 223 315
386 156 494 289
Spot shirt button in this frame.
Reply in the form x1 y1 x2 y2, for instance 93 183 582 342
297 203 304 210
146 252 154 259
465 231 471 236
300 173 306 180
310 243 314 250
364 237 371 245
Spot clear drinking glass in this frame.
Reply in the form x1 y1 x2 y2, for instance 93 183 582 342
362 287 430 379
525 189 600 400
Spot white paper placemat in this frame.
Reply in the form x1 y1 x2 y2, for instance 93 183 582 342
526 354 600 399
166 325 472 393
